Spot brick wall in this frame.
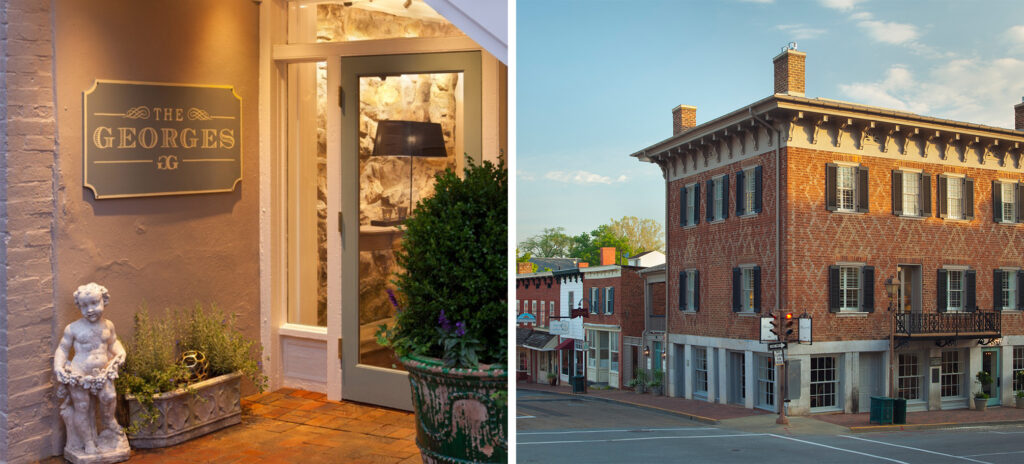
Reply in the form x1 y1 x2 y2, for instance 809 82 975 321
582 268 646 338
515 275 560 329
665 150 780 341
773 50 805 95
0 0 60 461
785 146 1024 340
650 281 666 316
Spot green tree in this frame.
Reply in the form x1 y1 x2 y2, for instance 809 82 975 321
516 248 537 273
518 227 573 257
568 225 638 266
606 216 664 254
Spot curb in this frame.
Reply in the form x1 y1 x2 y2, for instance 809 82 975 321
848 418 1024 433
519 386 721 425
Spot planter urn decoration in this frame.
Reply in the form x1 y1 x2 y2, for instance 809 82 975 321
124 372 242 448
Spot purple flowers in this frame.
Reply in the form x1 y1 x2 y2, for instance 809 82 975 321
437 309 466 338
386 289 400 310
455 321 466 337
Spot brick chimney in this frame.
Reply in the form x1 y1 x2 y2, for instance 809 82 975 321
600 247 616 266
672 105 697 135
1016 97 1024 131
773 47 806 96
578 262 589 268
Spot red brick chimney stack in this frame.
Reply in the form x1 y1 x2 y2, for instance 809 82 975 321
773 45 806 96
1015 97 1024 131
600 247 616 266
672 105 697 135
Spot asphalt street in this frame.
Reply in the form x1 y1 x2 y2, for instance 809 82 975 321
517 390 1024 464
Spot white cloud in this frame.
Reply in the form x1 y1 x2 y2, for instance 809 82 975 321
776 24 827 40
820 0 866 12
544 170 628 185
856 20 919 45
849 11 872 20
838 58 1024 128
1007 25 1024 51
517 170 536 181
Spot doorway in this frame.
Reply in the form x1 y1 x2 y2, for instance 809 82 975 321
897 265 921 313
981 347 1000 406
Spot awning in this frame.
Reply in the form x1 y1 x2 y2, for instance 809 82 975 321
554 338 575 350
522 331 559 351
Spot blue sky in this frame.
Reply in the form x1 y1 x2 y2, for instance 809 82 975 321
515 0 1024 246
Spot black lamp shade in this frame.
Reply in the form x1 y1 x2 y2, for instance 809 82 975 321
372 120 447 158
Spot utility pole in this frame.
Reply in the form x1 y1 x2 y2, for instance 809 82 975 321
776 308 789 425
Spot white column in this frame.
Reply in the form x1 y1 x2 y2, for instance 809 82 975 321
969 346 982 409
844 352 857 413
744 350 755 409
1002 345 1014 406
706 347 717 403
684 344 694 400
718 348 729 404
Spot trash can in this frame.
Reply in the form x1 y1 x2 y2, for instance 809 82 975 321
869 396 893 425
893 398 907 424
571 375 586 393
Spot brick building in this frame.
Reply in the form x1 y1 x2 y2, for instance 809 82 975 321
631 45 1024 415
580 262 646 389
515 271 560 383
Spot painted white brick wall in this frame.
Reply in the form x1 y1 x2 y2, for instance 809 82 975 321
0 0 60 462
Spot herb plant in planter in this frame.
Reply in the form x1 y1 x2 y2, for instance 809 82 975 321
974 370 993 411
377 158 507 463
115 304 266 448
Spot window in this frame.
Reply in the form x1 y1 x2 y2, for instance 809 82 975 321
940 350 962 398
590 288 598 314
757 354 775 408
680 269 699 311
714 178 724 219
1003 183 1015 222
1000 270 1017 311
897 354 922 400
539 301 546 327
744 170 756 213
519 351 527 371
903 173 919 215
694 347 708 395
610 335 619 373
840 266 860 311
686 270 697 310
516 300 520 314
948 271 963 312
568 291 575 313
742 269 755 311
829 265 874 313
893 170 930 217
532 300 538 320
732 266 761 312
948 178 962 219
586 330 596 368
604 286 614 315
706 176 729 222
938 175 974 221
994 181 1021 224
549 300 555 319
837 166 856 211
810 356 838 409
681 183 700 227
1014 347 1024 391
938 268 974 312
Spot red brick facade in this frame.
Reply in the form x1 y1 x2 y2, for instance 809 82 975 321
650 281 666 316
515 273 560 329
582 267 646 338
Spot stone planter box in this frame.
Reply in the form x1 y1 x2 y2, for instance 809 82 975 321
125 372 242 448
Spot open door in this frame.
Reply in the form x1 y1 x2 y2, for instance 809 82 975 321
339 51 481 409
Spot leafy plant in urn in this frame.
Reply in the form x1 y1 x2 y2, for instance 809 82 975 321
376 158 507 463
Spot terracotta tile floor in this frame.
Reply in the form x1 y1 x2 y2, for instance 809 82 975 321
37 388 420 464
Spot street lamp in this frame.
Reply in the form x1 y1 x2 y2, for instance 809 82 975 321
885 275 901 399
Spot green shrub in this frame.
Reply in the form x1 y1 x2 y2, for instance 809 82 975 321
379 158 507 367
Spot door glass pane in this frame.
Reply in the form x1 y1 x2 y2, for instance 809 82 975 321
359 72 462 369
288 1 465 44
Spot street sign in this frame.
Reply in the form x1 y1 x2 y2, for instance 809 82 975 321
773 349 785 366
768 342 787 351
798 316 812 343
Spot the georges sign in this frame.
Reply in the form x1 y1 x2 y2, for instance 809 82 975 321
83 80 242 199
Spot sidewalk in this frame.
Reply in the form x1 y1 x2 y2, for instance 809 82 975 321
519 381 1024 432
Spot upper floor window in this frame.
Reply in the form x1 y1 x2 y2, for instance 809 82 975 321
736 166 763 216
680 183 700 227
892 170 930 217
706 175 729 222
994 269 1021 311
937 175 974 221
732 265 761 313
679 269 700 312
604 286 615 315
828 264 875 313
826 163 868 213
993 180 1022 224
568 291 575 312
589 287 599 314
937 268 976 312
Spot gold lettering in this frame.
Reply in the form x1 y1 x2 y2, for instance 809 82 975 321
93 127 114 149
200 129 217 149
219 129 235 150
180 128 197 149
162 108 174 121
175 108 184 122
161 128 179 148
118 127 137 148
157 155 179 170
138 127 158 149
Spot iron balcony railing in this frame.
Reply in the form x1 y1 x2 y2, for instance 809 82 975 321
894 312 1001 338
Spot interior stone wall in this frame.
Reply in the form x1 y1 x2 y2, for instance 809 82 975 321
316 4 463 42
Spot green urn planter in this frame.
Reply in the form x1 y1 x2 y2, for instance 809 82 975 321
403 355 507 463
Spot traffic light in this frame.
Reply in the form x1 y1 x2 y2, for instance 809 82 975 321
769 313 780 339
784 312 795 338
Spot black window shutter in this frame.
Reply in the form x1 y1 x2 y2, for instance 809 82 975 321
693 270 700 312
608 287 615 314
1018 270 1024 311
965 269 976 312
825 163 838 211
693 184 701 225
892 170 903 216
722 175 730 219
920 173 931 216
965 177 975 220
1017 183 1024 223
679 271 686 311
937 269 948 313
706 179 714 221
937 175 948 218
753 266 762 313
861 266 875 312
994 269 1004 310
754 166 763 213
993 181 1003 223
828 265 840 313
680 187 688 227
735 170 745 215
856 166 870 213
732 267 741 312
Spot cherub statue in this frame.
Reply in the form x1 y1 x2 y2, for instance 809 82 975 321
54 282 130 463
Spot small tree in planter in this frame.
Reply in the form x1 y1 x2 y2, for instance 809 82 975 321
1017 371 1024 408
115 304 266 448
629 369 648 394
974 370 993 411
377 158 507 463
648 369 664 396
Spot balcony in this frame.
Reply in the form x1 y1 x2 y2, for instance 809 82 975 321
893 312 1001 340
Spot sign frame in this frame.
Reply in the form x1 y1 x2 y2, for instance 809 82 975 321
760 316 779 343
773 349 785 366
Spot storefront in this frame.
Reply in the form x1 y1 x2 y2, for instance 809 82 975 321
0 1 506 460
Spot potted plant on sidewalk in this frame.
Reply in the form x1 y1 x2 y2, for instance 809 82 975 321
629 369 648 394
648 369 664 396
1016 371 1024 408
547 371 558 386
115 304 266 448
974 370 994 411
376 159 507 463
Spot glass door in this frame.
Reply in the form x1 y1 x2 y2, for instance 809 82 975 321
340 51 481 409
982 347 1000 406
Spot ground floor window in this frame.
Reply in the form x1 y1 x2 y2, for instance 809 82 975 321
756 354 774 408
1014 346 1024 391
694 347 708 395
519 351 527 371
897 353 922 400
810 356 838 409
610 334 619 373
941 350 962 397
586 330 596 369
561 349 570 376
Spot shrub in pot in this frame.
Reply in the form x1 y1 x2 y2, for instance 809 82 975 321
115 304 266 448
377 159 507 463
547 371 558 386
648 369 664 396
630 369 648 394
1016 390 1024 409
